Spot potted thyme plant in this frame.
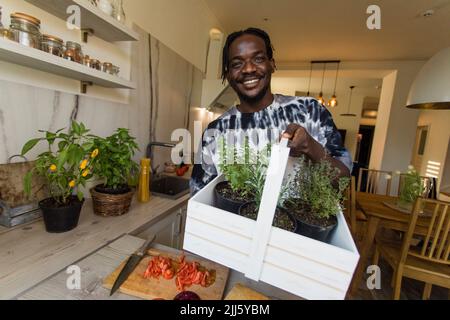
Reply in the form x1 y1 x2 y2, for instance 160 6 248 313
90 128 139 217
281 156 350 242
22 121 97 233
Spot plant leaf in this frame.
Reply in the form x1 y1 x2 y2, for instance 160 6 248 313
57 149 68 171
77 191 84 202
21 139 41 155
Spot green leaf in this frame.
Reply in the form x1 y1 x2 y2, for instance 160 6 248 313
72 121 81 135
21 139 41 155
82 142 94 151
58 141 68 151
57 149 68 171
77 191 84 202
46 132 57 145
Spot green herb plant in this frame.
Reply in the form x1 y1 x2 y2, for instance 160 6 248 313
93 128 139 190
282 156 350 220
22 121 97 205
398 165 425 206
218 137 271 201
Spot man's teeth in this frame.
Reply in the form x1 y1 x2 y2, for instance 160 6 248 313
243 79 259 85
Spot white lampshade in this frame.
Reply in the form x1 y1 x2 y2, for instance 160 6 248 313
406 47 450 109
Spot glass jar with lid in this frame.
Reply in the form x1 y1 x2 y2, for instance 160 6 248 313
64 41 83 63
10 12 41 48
40 34 64 57
89 59 101 71
102 62 114 74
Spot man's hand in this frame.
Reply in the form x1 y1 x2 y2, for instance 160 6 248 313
282 124 321 159
282 123 350 179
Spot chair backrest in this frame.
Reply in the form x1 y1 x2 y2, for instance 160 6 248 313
397 174 437 200
357 168 392 195
343 176 357 235
399 198 450 265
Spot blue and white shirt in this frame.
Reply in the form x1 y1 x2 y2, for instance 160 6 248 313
190 94 352 195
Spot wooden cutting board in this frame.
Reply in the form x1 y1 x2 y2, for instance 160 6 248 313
225 283 270 300
103 247 229 300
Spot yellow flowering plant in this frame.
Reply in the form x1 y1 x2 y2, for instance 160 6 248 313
22 121 99 205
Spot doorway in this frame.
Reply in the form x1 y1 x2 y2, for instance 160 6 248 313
355 125 375 169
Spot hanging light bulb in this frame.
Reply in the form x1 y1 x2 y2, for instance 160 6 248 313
340 86 357 117
317 63 327 105
328 61 340 108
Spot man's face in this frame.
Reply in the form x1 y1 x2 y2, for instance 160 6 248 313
226 34 275 104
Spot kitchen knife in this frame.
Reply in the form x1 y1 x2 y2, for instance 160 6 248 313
110 234 156 296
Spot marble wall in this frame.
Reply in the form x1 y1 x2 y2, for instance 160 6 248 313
0 25 203 187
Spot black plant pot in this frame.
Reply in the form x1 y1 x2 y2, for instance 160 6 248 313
295 217 337 243
238 202 297 233
214 181 246 214
39 197 84 233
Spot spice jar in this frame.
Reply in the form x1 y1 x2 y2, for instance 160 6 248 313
102 62 114 74
10 12 41 48
89 59 101 70
0 28 13 40
40 34 64 57
64 41 83 63
112 65 120 76
82 55 91 67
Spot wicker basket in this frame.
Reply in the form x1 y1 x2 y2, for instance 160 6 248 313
90 187 134 217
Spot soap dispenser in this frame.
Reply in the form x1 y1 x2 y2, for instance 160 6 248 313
138 158 151 203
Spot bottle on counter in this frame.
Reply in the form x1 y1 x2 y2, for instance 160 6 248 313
138 158 151 203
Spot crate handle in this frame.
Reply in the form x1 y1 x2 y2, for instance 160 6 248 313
245 138 291 281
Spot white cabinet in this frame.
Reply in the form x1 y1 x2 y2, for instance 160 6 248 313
134 204 187 250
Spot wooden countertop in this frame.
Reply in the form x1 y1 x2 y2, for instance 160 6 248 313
0 194 190 300
18 235 302 300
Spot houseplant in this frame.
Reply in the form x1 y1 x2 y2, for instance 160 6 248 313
397 165 426 211
22 121 97 233
237 146 297 232
215 137 254 214
90 128 139 216
281 156 350 242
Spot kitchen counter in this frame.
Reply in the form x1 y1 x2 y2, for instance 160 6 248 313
0 194 190 300
17 234 301 300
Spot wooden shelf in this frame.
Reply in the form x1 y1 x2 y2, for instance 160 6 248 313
25 0 139 42
0 38 136 90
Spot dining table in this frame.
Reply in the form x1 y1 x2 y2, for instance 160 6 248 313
349 192 432 295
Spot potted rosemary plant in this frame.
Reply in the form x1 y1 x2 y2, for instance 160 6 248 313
214 137 254 214
90 128 139 216
22 121 97 233
237 144 297 233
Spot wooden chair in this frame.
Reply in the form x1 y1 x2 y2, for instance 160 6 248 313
344 176 367 240
373 198 450 300
358 168 393 196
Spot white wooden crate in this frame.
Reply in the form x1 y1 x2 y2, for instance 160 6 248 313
184 141 359 300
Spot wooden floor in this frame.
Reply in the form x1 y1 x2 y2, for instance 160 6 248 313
349 224 449 300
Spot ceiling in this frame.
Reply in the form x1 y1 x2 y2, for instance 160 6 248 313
204 0 450 62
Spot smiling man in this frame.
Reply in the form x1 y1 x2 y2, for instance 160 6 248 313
190 28 352 194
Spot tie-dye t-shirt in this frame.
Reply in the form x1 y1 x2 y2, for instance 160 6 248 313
190 94 352 195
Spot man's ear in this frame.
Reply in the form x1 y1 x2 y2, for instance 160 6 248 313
270 59 277 73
